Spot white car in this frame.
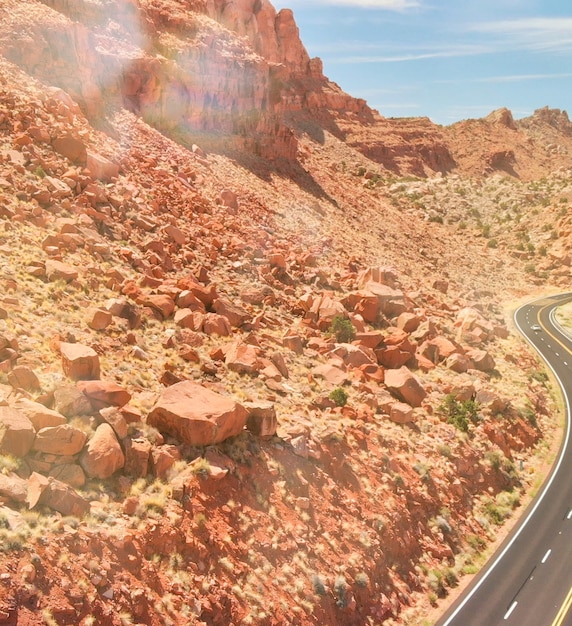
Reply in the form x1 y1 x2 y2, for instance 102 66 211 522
531 324 541 332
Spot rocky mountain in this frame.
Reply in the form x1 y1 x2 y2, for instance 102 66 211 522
0 1 570 625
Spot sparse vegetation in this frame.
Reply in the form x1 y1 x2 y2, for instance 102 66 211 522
439 394 479 432
329 386 349 407
0 11 567 626
328 315 356 343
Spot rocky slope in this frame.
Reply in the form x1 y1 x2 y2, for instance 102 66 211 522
0 1 570 626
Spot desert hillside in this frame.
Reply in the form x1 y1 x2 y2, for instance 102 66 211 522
0 2 570 625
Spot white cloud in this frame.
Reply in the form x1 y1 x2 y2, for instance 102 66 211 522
331 0 420 7
331 43 491 63
475 72 572 83
437 72 572 85
280 0 421 9
469 17 572 54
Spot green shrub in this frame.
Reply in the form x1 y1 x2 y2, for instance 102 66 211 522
328 315 356 343
484 499 509 525
466 533 486 551
439 394 479 432
443 568 458 587
329 387 349 407
529 369 548 385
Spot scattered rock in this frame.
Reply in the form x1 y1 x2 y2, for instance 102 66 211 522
60 342 101 381
0 407 35 457
27 472 89 517
80 424 125 479
52 135 87 164
99 406 129 439
7 366 40 391
53 384 94 417
123 437 152 478
151 445 180 479
312 362 348 386
466 348 496 372
213 298 250 328
86 151 119 181
219 189 238 210
388 402 415 424
14 398 66 431
45 260 78 283
244 402 278 438
77 380 131 410
0 472 28 503
225 341 262 375
88 308 113 330
32 424 87 455
49 463 86 488
147 381 248 446
384 366 427 407
202 313 232 336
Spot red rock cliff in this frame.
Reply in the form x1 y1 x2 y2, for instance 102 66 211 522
0 0 372 161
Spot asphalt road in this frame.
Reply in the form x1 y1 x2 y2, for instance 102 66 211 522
436 292 572 626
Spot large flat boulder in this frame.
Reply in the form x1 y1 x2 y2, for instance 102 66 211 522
77 380 131 410
147 381 248 446
32 424 87 456
13 398 67 431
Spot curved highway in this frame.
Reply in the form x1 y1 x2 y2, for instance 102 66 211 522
436 292 572 626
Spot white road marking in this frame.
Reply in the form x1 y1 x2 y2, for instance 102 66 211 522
542 549 552 563
504 601 518 620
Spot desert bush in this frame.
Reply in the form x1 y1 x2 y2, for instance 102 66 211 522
328 315 355 343
439 394 479 432
329 387 349 407
311 574 327 596
334 575 348 608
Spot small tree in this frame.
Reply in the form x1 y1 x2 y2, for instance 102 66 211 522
328 315 355 343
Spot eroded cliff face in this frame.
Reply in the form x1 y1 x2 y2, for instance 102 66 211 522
0 0 373 162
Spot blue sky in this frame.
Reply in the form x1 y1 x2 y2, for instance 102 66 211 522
271 0 572 125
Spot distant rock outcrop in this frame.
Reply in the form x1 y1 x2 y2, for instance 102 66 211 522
486 107 517 130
